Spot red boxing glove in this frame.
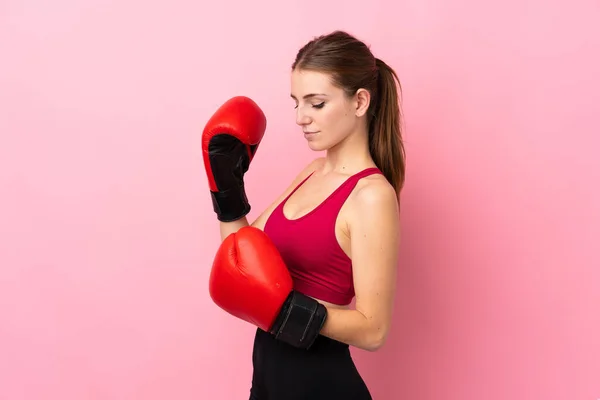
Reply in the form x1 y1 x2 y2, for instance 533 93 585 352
209 227 327 349
209 227 293 330
202 96 266 222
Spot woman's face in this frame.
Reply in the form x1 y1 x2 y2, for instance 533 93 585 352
290 69 361 152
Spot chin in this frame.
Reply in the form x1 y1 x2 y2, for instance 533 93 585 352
307 141 329 152
305 135 335 152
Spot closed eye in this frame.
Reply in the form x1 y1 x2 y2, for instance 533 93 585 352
293 102 325 109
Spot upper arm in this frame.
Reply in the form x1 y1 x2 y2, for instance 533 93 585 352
250 157 325 230
349 178 400 344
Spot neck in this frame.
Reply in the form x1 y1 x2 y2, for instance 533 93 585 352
321 127 373 175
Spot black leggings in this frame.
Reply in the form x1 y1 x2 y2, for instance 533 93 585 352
249 328 372 400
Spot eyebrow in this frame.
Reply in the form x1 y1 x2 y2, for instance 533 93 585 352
290 93 328 100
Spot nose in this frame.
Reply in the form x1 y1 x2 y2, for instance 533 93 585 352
295 107 311 126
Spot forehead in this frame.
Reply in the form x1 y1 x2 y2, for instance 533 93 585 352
290 69 336 97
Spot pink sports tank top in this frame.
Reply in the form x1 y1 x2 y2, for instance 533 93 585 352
263 167 382 305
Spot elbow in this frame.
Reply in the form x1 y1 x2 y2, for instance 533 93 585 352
363 326 390 352
365 335 387 352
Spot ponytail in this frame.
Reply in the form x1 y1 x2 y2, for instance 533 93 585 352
370 58 406 197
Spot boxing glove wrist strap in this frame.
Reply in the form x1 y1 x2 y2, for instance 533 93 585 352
211 186 250 222
269 291 327 350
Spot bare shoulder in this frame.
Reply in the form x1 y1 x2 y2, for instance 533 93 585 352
353 173 399 212
348 173 400 231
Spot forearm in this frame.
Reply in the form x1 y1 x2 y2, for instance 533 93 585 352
219 217 249 242
319 307 387 352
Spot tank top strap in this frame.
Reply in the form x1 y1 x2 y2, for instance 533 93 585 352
281 171 316 204
333 167 382 197
320 167 382 214
277 167 382 217
351 167 382 180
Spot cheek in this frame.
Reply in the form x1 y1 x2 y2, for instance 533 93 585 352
321 105 348 131
331 109 355 138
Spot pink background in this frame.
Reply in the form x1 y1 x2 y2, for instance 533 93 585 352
1 0 599 399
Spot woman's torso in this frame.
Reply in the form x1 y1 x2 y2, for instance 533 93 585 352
256 159 383 309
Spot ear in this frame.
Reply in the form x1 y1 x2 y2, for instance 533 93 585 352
354 88 371 117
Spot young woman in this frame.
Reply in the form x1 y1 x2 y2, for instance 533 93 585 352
203 30 405 400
